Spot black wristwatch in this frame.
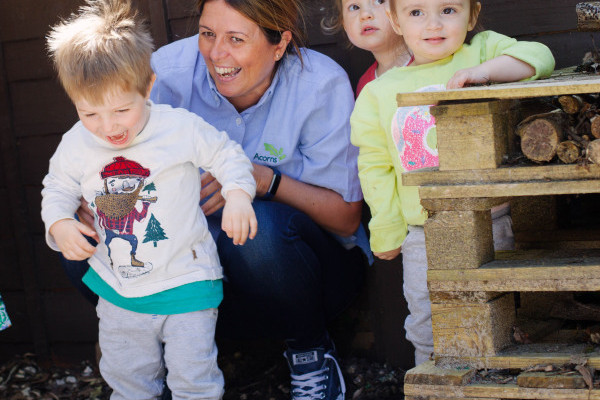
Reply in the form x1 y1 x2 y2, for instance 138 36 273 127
261 167 281 201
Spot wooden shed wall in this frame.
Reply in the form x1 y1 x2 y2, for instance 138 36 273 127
0 0 595 367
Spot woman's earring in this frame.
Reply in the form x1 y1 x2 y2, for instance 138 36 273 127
275 53 280 60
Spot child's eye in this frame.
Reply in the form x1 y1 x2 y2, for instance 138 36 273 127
117 109 129 113
84 113 96 118
409 9 423 16
374 0 385 5
348 4 359 11
442 7 456 14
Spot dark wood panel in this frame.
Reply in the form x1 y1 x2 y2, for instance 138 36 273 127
25 185 44 234
0 240 22 290
169 17 200 41
0 0 82 42
479 0 581 35
11 80 76 137
0 292 33 344
17 135 62 186
42 292 97 342
0 188 13 238
166 0 197 20
34 236 77 291
519 31 597 69
4 39 53 83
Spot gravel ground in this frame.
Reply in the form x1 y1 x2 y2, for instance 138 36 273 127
0 344 406 400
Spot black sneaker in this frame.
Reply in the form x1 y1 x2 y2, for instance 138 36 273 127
284 342 346 400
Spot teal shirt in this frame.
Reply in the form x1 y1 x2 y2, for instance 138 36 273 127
83 268 223 314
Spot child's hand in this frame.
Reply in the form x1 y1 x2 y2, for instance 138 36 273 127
374 246 402 261
49 219 97 260
221 189 257 245
446 65 490 89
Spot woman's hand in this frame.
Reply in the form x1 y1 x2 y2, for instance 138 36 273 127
373 246 402 261
221 189 258 245
49 219 98 260
200 172 225 215
76 198 96 233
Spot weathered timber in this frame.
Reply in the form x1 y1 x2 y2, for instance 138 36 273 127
418 179 600 200
556 140 581 163
396 69 600 107
431 294 515 358
577 1 600 31
430 291 502 304
517 371 587 389
404 382 600 399
428 249 600 292
510 196 558 233
430 100 515 171
424 210 494 270
404 361 476 386
420 197 510 212
402 164 600 187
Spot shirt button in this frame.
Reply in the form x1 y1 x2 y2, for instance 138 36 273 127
236 118 242 126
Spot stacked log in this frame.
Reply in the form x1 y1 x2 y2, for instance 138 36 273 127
515 94 600 164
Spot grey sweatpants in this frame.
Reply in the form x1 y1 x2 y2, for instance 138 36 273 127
96 298 224 399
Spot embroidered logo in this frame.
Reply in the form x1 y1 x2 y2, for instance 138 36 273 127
253 143 286 164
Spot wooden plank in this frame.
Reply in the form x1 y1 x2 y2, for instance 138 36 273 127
432 100 514 171
405 360 476 386
418 179 600 200
511 196 558 233
425 211 494 270
428 250 600 292
430 291 502 304
421 198 510 212
431 294 515 358
397 69 600 107
405 382 600 399
436 346 600 369
403 164 600 187
18 135 62 186
517 371 586 389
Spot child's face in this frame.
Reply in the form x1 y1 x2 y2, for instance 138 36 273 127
342 0 399 54
74 85 151 149
388 0 479 65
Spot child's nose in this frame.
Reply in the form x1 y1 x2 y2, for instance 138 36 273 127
101 116 116 133
426 14 443 29
360 7 374 20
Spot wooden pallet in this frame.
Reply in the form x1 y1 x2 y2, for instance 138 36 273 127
405 361 600 400
401 69 600 399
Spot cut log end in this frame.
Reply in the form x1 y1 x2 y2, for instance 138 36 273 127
556 140 581 164
587 138 600 164
519 118 562 162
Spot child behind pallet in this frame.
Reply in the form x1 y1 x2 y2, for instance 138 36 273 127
323 0 412 97
350 0 555 365
41 0 257 397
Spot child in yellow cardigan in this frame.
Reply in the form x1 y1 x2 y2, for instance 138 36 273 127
351 0 555 365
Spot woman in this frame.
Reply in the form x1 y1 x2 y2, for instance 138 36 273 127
72 0 371 398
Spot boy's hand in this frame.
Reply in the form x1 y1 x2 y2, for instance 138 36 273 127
373 246 402 261
446 65 490 89
221 189 257 245
49 219 97 260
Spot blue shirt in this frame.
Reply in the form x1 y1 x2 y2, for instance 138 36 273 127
150 35 372 263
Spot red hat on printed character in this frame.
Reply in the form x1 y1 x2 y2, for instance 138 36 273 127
100 157 150 179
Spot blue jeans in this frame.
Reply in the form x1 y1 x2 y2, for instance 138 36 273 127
59 201 366 348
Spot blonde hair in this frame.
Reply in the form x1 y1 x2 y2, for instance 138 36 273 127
196 0 306 61
47 0 154 104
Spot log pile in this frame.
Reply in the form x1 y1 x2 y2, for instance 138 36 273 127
515 94 600 164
